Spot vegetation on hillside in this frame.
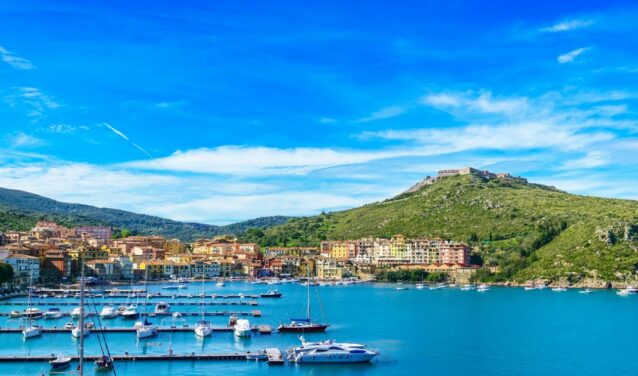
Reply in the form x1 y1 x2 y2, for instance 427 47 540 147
240 174 638 283
0 187 290 241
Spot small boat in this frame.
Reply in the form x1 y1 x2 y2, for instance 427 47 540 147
524 286 536 291
395 286 408 290
23 324 42 339
70 307 85 319
121 305 139 319
535 283 547 290
194 320 213 337
617 289 630 296
64 322 75 329
461 284 476 291
260 290 282 298
10 310 21 318
154 301 170 314
579 289 593 294
177 284 187 289
216 281 225 287
552 287 567 292
95 355 114 370
23 307 43 319
162 283 179 290
287 338 378 363
136 319 158 339
234 319 252 337
49 354 72 370
44 308 63 319
71 325 90 338
415 283 426 290
477 284 490 292
100 305 118 319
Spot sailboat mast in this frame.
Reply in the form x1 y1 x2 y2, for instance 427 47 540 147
201 274 205 321
78 253 85 375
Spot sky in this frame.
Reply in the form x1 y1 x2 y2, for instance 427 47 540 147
1 0 638 224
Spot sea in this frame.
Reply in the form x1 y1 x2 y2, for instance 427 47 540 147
0 281 636 375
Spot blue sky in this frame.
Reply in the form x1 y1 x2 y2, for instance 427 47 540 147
1 1 638 224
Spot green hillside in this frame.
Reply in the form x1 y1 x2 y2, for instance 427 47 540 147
0 187 290 241
241 173 638 283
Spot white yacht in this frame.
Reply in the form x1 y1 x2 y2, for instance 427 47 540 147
579 289 593 294
136 319 158 339
234 319 251 337
44 308 63 319
23 307 43 319
23 324 42 339
216 281 225 287
287 338 378 363
461 284 476 291
194 320 213 337
477 284 490 292
99 305 118 319
71 325 90 338
552 287 567 292
70 307 85 319
415 283 426 290
154 301 170 314
121 305 139 319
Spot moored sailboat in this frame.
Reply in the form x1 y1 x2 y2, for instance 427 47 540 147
278 269 329 333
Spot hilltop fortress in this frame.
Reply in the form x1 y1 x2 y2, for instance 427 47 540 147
404 167 527 194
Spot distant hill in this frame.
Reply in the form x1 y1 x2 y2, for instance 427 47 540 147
0 187 291 241
240 173 638 284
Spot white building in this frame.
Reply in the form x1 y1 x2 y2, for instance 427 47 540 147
4 254 40 285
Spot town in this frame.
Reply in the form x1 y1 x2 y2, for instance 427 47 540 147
0 221 478 288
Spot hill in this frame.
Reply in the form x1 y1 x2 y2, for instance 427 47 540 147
240 172 638 284
0 187 290 241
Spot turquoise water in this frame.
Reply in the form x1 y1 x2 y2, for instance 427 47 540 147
0 281 637 375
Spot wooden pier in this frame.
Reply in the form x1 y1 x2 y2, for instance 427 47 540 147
1 310 261 318
0 325 265 334
0 352 272 362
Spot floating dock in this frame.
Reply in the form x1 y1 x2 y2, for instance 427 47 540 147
265 348 284 365
0 325 264 334
0 300 259 306
1 310 261 318
29 291 273 299
0 352 273 362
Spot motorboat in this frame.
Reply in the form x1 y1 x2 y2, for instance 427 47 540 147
260 290 282 298
23 324 42 339
477 284 490 292
524 285 536 291
64 322 75 330
10 310 21 318
70 307 85 319
71 325 90 338
216 281 225 287
194 320 213 337
234 319 251 337
136 318 158 339
287 338 378 363
44 308 63 319
155 301 170 314
579 289 593 294
461 284 476 291
99 305 118 319
49 354 72 370
121 305 139 319
23 307 43 319
552 287 567 292
162 283 179 290
416 283 426 290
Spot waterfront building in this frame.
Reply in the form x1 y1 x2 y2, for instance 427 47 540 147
3 254 40 285
85 260 117 280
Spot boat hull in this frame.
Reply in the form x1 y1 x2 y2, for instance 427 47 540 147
278 324 329 333
291 352 377 363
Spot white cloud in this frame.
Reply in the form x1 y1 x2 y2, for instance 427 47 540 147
540 19 594 33
4 87 59 121
123 146 410 176
560 151 609 170
558 47 590 64
355 105 409 123
47 124 90 134
6 132 44 148
421 91 528 115
0 46 35 70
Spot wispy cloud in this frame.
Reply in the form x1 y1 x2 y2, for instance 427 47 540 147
558 47 591 64
354 105 409 123
540 19 594 33
0 46 35 70
47 124 90 134
6 132 45 148
421 91 528 116
103 123 157 160
4 87 59 121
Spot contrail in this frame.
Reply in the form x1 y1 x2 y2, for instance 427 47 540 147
103 122 160 163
